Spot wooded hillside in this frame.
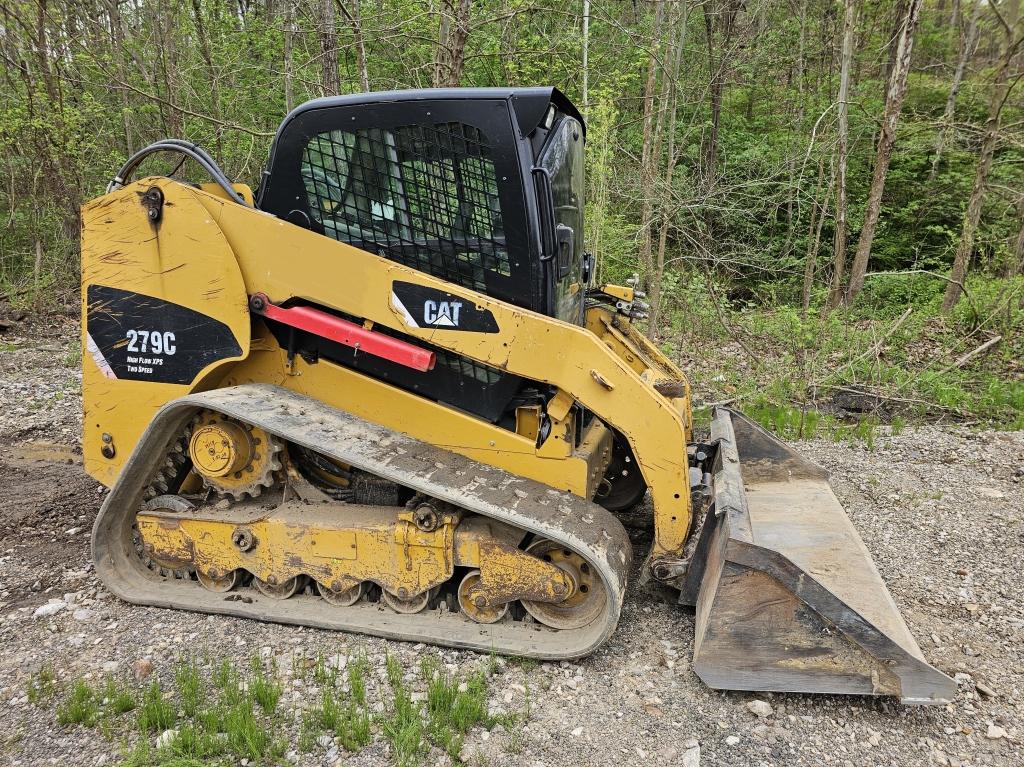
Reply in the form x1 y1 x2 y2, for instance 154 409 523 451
1 1 1022 426
2 1 1022 308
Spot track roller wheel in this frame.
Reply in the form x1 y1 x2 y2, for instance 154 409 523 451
520 539 606 630
457 570 508 624
196 569 240 593
382 587 436 614
254 575 303 599
317 580 366 607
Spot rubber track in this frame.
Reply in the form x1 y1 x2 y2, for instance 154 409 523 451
91 385 633 659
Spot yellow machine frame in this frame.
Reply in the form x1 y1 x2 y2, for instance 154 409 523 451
82 178 694 560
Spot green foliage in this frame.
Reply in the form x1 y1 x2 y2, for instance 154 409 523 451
103 677 137 715
422 659 493 761
56 679 100 726
27 665 56 705
248 657 282 715
138 681 176 733
223 698 270 760
174 661 202 717
381 656 426 767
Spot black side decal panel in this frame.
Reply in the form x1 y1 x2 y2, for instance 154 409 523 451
391 281 499 333
86 285 243 384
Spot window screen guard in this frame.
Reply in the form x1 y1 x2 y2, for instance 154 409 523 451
301 122 511 294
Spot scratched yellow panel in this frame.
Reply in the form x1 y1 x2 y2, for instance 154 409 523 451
80 180 250 485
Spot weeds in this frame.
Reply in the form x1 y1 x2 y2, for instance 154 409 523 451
174 660 202 717
249 657 282 715
137 680 176 732
103 677 137 714
56 679 99 726
419 657 509 763
382 655 426 767
27 665 55 705
36 650 513 767
223 698 270 760
303 662 372 753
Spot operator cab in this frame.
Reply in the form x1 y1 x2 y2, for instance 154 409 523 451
258 87 588 324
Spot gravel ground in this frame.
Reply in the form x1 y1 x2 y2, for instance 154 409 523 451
1 318 1022 767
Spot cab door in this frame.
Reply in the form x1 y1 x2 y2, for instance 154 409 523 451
538 115 587 324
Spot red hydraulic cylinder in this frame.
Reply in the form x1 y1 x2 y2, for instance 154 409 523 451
249 293 436 372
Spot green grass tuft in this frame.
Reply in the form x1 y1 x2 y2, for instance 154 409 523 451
103 677 137 715
421 659 495 761
137 680 176 732
174 660 203 717
223 698 270 760
382 655 426 767
248 657 282 715
56 679 100 726
27 665 56 705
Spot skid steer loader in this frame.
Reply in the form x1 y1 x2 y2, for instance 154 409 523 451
81 87 953 703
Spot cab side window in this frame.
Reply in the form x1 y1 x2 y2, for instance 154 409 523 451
301 123 510 292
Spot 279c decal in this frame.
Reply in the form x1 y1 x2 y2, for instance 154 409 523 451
126 329 177 355
86 285 241 384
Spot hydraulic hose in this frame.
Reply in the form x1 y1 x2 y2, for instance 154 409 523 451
107 139 248 206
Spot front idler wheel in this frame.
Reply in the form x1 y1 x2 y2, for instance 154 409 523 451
520 539 606 630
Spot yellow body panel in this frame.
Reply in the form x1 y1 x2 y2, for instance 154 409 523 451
82 178 694 559
80 185 250 485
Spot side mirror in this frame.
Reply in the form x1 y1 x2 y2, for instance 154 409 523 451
555 224 574 279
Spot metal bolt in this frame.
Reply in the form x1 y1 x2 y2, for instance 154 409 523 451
397 587 408 599
474 595 486 608
267 575 278 586
331 581 343 593
553 581 566 595
101 433 113 444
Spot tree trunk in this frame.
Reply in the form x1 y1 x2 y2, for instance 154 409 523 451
283 0 295 111
1011 199 1024 278
648 1 688 338
803 157 835 312
883 0 909 90
319 0 340 96
942 1 1023 311
826 0 856 309
702 1 740 176
928 0 983 182
638 0 665 292
433 0 471 87
191 0 224 155
582 0 591 105
340 0 370 91
782 0 810 262
845 0 923 303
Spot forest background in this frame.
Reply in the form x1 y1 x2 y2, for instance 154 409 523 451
1 0 1022 431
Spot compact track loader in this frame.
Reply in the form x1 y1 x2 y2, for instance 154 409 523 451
81 88 954 703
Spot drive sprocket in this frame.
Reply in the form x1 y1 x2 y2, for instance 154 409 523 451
188 410 282 499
